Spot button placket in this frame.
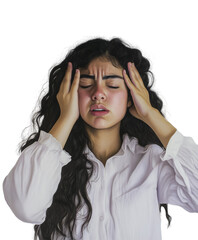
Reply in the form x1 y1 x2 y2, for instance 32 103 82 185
98 164 106 223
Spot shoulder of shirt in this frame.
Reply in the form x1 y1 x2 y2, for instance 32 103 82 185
122 133 164 155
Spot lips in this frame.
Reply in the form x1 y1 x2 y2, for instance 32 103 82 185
90 104 109 111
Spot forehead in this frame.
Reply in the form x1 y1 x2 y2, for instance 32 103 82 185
80 57 122 74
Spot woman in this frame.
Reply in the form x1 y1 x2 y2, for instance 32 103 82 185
3 37 198 240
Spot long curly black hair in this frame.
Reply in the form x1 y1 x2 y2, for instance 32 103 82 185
19 37 172 239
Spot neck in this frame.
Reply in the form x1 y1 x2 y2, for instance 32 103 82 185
85 123 122 165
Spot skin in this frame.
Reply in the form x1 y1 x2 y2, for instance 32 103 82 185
78 57 132 164
51 57 177 166
78 58 178 165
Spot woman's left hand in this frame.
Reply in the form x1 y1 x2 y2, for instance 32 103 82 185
123 62 154 122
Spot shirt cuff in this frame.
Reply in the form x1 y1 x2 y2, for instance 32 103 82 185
38 130 72 165
160 130 184 161
38 130 63 150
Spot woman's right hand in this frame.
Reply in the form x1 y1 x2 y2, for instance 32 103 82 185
56 62 80 123
49 62 80 148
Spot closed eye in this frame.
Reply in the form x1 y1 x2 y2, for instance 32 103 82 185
79 85 92 88
108 86 119 89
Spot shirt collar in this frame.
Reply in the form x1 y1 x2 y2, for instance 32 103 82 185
83 133 138 159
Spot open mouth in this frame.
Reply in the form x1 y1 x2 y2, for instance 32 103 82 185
91 109 107 112
90 104 109 116
90 109 109 116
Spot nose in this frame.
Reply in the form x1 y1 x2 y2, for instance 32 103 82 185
91 84 107 101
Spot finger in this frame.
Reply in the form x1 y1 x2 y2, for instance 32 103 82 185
71 69 80 93
123 69 136 93
127 62 142 89
60 62 73 93
130 63 145 88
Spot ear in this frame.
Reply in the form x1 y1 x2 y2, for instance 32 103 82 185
127 100 132 108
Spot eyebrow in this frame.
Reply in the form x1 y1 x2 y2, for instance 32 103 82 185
80 74 124 80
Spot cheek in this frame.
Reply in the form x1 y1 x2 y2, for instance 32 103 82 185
111 90 128 107
78 90 90 113
110 90 128 118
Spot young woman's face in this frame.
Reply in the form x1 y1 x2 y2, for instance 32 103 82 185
78 57 131 130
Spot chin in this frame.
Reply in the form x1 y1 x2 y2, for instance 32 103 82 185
85 121 121 131
86 124 109 130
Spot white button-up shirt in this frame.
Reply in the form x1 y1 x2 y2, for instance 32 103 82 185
3 130 198 240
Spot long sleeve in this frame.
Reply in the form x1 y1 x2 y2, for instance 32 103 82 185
2 131 72 224
157 130 198 212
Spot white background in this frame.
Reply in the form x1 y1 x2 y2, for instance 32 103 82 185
1 0 198 239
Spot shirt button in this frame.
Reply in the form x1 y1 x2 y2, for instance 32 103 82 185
100 215 104 221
